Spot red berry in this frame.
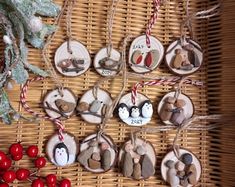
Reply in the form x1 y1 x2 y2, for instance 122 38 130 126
46 174 57 185
0 151 7 162
34 157 46 169
9 143 23 157
2 170 16 183
0 183 9 187
16 168 30 181
31 179 44 187
12 153 23 161
0 157 12 170
26 145 39 158
59 179 71 187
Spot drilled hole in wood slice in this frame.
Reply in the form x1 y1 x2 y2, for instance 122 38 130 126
118 138 156 180
77 133 117 173
128 35 164 74
43 88 77 119
93 47 121 77
157 91 194 126
77 89 113 124
55 41 91 77
161 148 202 187
117 93 153 126
165 39 203 76
46 132 79 167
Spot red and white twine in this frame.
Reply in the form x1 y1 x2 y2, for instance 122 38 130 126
145 0 161 48
20 77 65 141
131 77 203 105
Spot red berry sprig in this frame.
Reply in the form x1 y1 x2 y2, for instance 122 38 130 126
0 142 71 187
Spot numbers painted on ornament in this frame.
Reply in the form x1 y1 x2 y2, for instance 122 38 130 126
102 69 112 75
131 119 143 125
133 44 144 50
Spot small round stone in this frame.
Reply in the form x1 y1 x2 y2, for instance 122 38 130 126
133 157 140 164
175 99 186 108
175 161 185 171
181 153 193 165
165 160 175 168
124 143 134 153
91 152 101 161
77 102 89 112
136 145 147 156
100 142 109 151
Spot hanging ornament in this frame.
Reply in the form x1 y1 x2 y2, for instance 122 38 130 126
93 0 121 77
20 77 78 167
43 88 77 120
118 132 156 180
117 92 153 126
128 0 164 74
77 133 117 173
161 148 202 187
157 90 194 126
77 87 113 124
54 0 91 77
165 1 220 76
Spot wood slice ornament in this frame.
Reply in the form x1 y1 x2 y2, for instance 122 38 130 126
46 132 78 167
54 41 91 77
161 148 202 187
165 39 203 76
129 35 164 74
77 133 117 173
117 93 153 126
77 88 113 124
118 137 156 180
43 88 77 119
157 91 194 126
93 47 121 77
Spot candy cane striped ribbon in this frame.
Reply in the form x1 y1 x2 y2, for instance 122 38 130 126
131 77 203 105
20 76 65 141
146 0 161 48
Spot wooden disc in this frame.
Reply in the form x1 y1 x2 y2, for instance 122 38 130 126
128 35 164 74
93 47 121 77
161 148 202 187
54 41 91 77
165 39 203 76
78 133 117 173
118 137 156 180
46 132 78 167
157 91 194 125
77 88 112 124
117 92 153 126
43 88 77 119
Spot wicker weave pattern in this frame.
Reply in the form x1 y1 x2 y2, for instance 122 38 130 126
0 0 234 186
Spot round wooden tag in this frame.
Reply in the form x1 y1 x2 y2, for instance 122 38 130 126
77 133 117 173
46 132 78 167
117 93 153 126
157 91 194 126
165 39 203 76
43 88 77 119
118 138 156 180
161 148 202 187
93 47 121 77
54 41 91 77
77 88 113 124
128 35 164 74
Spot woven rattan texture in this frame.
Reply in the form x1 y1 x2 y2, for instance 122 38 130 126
1 0 234 186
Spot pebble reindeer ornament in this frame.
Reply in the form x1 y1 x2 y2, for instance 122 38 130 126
128 0 164 74
165 0 220 76
54 0 91 77
93 0 121 77
118 131 156 180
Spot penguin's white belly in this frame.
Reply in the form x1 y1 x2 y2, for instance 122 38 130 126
55 153 68 166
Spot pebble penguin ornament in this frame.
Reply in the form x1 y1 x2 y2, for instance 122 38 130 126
53 142 70 167
117 103 130 120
